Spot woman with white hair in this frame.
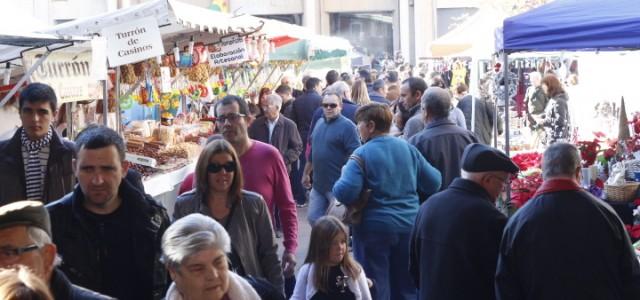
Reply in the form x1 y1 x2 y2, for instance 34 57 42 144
162 213 260 300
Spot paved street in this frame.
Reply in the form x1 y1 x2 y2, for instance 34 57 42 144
277 205 311 272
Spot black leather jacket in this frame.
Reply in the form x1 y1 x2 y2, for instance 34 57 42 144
50 268 114 300
47 180 170 300
0 127 74 205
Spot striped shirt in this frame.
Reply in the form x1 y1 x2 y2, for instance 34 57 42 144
22 145 50 201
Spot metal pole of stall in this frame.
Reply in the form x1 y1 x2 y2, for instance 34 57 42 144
493 99 498 148
66 102 74 140
115 67 122 134
503 52 512 214
103 79 109 127
471 61 478 133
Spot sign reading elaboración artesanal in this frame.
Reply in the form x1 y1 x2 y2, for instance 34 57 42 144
208 36 249 67
22 51 102 104
102 17 164 67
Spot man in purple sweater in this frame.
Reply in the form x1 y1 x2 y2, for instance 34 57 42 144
180 95 299 281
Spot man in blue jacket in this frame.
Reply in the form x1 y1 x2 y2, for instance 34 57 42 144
302 93 360 225
410 143 518 300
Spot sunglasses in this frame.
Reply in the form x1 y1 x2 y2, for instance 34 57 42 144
207 161 237 173
215 113 245 124
322 103 338 109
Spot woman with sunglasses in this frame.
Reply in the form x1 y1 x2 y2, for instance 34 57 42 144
173 139 284 296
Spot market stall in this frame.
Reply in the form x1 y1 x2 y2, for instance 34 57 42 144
28 0 267 213
31 0 352 214
497 0 640 254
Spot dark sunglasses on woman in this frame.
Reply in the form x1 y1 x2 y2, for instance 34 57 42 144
207 161 237 173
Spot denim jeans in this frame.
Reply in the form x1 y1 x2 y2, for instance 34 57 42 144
307 189 334 226
352 228 417 300
290 150 307 205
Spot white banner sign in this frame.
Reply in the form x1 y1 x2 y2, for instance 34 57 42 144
208 36 249 67
102 17 164 67
22 50 102 104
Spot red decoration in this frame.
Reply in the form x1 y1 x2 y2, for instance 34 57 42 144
510 152 543 208
576 139 601 167
510 173 543 208
625 224 640 240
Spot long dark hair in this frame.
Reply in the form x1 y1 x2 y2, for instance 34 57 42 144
304 216 361 293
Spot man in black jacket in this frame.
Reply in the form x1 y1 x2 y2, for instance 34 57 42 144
248 94 302 173
496 143 640 300
409 143 518 300
0 83 75 205
47 126 170 300
409 87 478 191
288 77 322 206
0 200 112 299
455 82 503 145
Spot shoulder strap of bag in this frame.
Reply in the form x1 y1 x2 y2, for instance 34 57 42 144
349 154 366 187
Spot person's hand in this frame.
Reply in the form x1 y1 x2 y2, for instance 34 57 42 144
302 174 311 190
282 252 297 278
367 278 373 288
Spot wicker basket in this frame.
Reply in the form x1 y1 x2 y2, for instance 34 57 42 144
605 182 640 202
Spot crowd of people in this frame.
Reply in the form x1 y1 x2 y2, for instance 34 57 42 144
0 66 638 300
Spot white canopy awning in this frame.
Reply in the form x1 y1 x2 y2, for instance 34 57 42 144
0 32 89 63
44 0 262 41
429 7 505 58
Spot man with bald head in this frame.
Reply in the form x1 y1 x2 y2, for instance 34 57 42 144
302 93 360 225
409 87 478 191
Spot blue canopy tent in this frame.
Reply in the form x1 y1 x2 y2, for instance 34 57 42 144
502 0 640 53
497 0 640 209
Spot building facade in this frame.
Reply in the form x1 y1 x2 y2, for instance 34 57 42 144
23 0 480 63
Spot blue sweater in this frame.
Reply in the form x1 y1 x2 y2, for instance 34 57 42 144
332 135 441 233
309 115 361 193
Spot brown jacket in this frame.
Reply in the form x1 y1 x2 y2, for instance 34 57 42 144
248 115 302 172
0 127 75 205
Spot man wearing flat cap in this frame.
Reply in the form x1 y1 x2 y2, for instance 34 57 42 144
496 143 640 299
409 143 518 300
0 200 112 299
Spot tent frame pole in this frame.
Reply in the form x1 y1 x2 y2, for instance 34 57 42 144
503 52 511 214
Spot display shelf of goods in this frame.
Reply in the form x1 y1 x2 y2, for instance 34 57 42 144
125 119 203 175
510 152 543 208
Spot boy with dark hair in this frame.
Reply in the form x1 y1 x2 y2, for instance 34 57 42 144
0 83 75 205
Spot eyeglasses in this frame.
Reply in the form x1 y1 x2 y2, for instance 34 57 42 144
322 103 338 109
207 161 237 173
0 244 40 263
215 113 245 124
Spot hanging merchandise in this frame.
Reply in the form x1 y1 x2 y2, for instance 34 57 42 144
138 78 159 107
120 64 138 84
193 42 207 65
120 95 135 110
173 42 180 65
